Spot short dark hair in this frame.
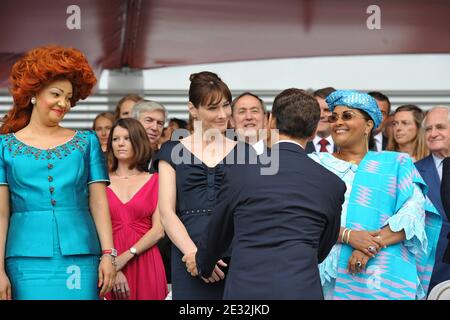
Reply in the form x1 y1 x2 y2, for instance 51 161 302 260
272 88 320 139
107 118 152 173
231 92 266 114
368 91 391 113
313 87 336 99
169 118 188 129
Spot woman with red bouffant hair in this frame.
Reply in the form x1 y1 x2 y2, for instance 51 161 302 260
0 45 116 300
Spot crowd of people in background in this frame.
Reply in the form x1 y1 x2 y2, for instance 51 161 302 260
0 45 449 300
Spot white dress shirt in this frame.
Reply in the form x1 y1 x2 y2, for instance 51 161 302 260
274 139 305 150
312 135 334 153
373 132 383 152
251 139 265 155
432 154 445 181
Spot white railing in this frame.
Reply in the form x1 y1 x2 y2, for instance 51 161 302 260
1 89 449 129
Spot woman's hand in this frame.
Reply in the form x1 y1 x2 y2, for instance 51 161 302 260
98 255 117 298
0 271 12 300
347 249 372 274
201 259 228 283
112 271 130 300
347 230 386 257
115 251 133 272
182 251 198 277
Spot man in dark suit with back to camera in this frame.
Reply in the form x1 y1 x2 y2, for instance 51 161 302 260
184 88 346 300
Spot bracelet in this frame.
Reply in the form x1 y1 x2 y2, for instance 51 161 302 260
341 228 349 243
102 248 118 257
100 254 117 266
345 230 352 244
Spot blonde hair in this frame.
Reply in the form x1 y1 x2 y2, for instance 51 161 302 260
387 104 429 161
92 112 114 130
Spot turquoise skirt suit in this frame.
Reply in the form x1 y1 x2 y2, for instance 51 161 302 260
0 130 109 300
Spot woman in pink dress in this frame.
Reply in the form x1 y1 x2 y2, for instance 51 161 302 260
105 118 168 300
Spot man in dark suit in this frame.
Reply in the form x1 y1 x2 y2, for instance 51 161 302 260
184 88 346 299
305 87 337 153
368 91 391 151
441 157 450 264
230 92 267 155
134 100 173 286
415 106 450 291
442 157 450 222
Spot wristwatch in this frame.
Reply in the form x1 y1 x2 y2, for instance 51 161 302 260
129 247 138 256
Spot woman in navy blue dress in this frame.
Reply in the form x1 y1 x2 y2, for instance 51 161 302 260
155 71 239 299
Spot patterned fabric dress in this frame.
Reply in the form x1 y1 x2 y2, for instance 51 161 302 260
309 151 442 300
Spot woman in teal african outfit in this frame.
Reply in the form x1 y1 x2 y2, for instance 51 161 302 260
309 90 442 300
0 46 116 300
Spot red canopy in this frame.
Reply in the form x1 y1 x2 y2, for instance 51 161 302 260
1 0 449 87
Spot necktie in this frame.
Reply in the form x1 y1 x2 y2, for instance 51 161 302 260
318 138 329 152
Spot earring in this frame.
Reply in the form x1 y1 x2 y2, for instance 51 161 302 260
364 132 369 152
31 97 36 105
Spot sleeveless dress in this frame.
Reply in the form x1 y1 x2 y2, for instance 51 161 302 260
106 174 168 300
0 131 108 300
153 141 244 300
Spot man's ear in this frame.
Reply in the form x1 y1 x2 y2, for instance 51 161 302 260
263 113 268 127
229 117 236 128
308 125 319 142
269 113 277 130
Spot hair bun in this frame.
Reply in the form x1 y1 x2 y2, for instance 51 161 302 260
189 73 198 82
189 71 221 82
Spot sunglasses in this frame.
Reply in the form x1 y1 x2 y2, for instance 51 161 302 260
328 111 363 123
